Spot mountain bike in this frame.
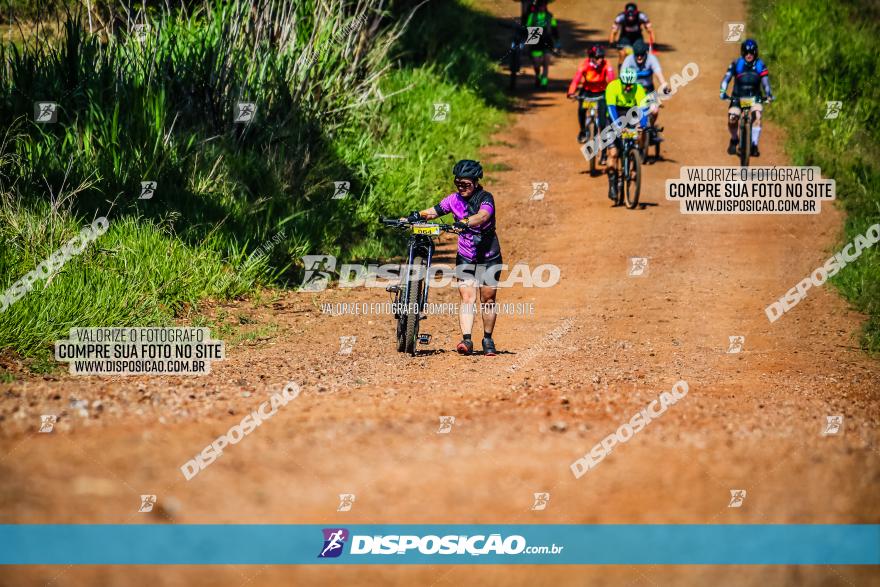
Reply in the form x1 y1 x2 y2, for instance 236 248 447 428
614 127 642 209
735 95 762 167
507 27 527 89
380 218 458 356
643 99 665 164
571 91 603 176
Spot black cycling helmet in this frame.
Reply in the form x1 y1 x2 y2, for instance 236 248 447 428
589 45 605 59
741 38 758 57
633 39 648 57
452 159 483 180
625 2 638 13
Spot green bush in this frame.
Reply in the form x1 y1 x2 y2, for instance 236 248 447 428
0 0 506 356
751 0 880 351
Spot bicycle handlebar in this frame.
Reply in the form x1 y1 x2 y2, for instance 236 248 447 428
380 217 458 232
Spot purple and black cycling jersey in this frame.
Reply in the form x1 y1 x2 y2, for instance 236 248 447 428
433 189 502 263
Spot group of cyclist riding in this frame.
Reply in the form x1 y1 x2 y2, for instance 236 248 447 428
518 0 774 200
384 1 776 357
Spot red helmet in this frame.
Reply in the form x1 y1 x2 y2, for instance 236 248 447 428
589 45 606 60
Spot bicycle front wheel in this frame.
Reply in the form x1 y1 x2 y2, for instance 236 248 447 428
739 115 752 167
403 256 426 356
588 118 599 175
624 147 642 209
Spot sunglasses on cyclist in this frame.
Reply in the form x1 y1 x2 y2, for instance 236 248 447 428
454 179 475 189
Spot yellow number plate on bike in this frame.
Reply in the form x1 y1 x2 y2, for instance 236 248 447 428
739 97 756 107
413 225 440 235
621 129 639 139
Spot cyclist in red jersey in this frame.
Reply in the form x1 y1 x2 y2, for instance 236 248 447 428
567 45 616 163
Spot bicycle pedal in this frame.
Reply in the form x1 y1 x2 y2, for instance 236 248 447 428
418 333 432 345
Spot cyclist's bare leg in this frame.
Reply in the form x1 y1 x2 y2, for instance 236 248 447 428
479 285 498 336
751 109 762 145
727 113 740 141
541 53 550 80
606 145 620 170
458 281 478 336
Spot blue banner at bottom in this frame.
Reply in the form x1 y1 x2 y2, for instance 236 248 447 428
1 524 878 565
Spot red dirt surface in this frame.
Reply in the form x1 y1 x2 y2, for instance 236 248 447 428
1 0 878 585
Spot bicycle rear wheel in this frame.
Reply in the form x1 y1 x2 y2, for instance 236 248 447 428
624 147 642 209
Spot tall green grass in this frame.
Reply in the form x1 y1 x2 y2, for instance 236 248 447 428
751 0 880 351
0 0 507 357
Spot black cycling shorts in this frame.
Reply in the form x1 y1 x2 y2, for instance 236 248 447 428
455 253 504 286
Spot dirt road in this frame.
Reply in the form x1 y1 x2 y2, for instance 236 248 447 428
2 0 878 585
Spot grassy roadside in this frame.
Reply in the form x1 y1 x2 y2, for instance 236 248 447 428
0 0 508 359
750 0 880 352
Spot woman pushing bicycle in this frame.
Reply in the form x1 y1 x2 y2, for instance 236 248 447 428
402 160 502 356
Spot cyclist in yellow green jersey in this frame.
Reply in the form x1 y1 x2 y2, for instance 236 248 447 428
604 67 650 201
524 5 560 88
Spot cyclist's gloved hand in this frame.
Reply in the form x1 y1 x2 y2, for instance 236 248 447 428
766 95 775 103
406 211 421 223
453 221 468 231
719 91 727 101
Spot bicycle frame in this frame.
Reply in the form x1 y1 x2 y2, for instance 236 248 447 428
736 96 760 166
397 232 436 318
